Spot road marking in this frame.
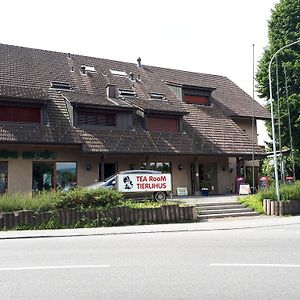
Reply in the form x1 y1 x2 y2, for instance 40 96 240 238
210 263 300 268
0 265 111 271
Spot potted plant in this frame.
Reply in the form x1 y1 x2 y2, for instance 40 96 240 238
200 181 210 196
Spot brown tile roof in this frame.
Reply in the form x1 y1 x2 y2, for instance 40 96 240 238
0 43 267 156
0 84 49 101
148 65 270 120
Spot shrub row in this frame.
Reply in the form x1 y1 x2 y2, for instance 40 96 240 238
239 181 300 215
0 189 194 230
0 188 124 212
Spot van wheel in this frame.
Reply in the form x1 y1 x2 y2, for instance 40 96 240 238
154 191 167 201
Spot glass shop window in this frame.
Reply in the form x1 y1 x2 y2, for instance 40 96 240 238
142 162 171 173
32 162 77 192
56 162 77 191
0 162 8 194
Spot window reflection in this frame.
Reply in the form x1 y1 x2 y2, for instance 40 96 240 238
141 162 171 173
32 162 77 192
56 162 77 191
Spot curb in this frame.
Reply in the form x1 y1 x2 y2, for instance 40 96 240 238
1 216 300 240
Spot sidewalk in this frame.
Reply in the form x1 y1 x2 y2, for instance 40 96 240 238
1 214 300 240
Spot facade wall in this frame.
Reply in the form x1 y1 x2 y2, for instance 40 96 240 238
234 118 258 144
1 144 238 196
8 159 32 194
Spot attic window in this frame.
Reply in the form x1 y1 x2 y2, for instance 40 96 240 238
183 86 214 106
148 115 180 132
149 92 165 100
51 81 71 90
118 89 136 97
185 95 209 105
110 69 127 77
81 65 96 74
0 104 41 124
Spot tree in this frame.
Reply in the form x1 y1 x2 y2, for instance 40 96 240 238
256 0 300 179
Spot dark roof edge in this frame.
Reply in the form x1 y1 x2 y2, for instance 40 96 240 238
230 115 271 121
81 150 267 157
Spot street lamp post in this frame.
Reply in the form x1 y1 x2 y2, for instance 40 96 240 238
268 39 300 201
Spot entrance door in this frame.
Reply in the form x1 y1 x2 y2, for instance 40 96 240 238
199 164 218 193
0 162 8 194
99 163 116 181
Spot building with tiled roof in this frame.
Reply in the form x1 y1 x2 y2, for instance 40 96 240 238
0 43 269 195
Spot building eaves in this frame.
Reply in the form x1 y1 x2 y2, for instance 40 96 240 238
62 91 133 110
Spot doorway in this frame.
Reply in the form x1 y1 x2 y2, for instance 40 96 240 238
99 163 116 181
199 163 218 193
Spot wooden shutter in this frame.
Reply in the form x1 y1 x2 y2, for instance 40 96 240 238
185 95 209 105
148 116 179 132
0 106 41 123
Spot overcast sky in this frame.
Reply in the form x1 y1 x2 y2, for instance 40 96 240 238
1 0 279 144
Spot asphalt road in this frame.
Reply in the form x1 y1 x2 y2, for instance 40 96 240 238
1 224 300 299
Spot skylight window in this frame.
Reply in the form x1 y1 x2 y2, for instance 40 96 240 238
81 65 96 74
149 92 166 100
110 69 127 77
118 89 136 97
51 81 71 90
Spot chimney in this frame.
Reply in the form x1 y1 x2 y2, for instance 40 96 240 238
106 84 117 98
129 72 135 81
137 57 142 68
80 65 86 74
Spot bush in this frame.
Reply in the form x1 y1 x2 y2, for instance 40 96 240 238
0 188 124 212
258 181 300 201
238 181 300 213
0 191 61 212
55 188 124 209
238 195 264 213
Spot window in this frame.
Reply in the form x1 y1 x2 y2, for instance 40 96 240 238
148 115 179 132
0 105 41 124
110 69 127 77
149 92 165 100
51 81 71 90
32 161 77 192
142 162 171 173
56 162 77 191
149 162 171 173
0 162 8 194
118 89 136 98
184 95 209 105
32 162 54 191
80 65 96 74
183 86 214 106
77 110 116 126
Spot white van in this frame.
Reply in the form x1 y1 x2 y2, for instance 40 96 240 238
86 170 172 201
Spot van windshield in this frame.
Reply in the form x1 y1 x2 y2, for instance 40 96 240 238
103 174 117 182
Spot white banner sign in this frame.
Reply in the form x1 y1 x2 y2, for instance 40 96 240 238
239 184 251 195
117 174 172 193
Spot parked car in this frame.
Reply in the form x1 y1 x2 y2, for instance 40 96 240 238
86 170 170 201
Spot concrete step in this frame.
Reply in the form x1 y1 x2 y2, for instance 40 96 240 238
198 211 260 219
198 204 247 210
196 202 240 207
199 207 253 215
196 201 260 220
